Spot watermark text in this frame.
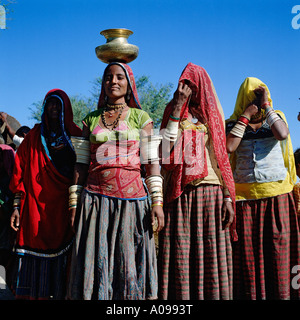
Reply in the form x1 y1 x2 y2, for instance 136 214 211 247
292 5 300 29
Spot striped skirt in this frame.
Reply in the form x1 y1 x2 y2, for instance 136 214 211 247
67 190 158 300
233 192 300 300
158 184 233 300
9 251 69 300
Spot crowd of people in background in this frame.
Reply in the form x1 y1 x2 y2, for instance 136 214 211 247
0 62 300 300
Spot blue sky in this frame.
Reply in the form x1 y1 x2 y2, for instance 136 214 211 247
0 0 300 150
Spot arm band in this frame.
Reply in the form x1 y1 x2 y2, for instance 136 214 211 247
230 121 247 138
162 119 179 142
71 136 91 165
13 192 22 208
145 175 164 207
140 135 162 164
265 106 281 127
68 185 83 209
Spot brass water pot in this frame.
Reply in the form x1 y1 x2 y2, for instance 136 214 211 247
95 28 139 64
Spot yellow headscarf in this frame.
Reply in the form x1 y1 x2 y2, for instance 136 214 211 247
229 77 272 121
228 77 297 200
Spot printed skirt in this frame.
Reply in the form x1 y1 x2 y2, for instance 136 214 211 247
158 184 233 300
67 190 158 300
233 192 300 300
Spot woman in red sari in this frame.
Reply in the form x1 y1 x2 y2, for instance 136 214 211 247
158 63 236 300
9 89 82 299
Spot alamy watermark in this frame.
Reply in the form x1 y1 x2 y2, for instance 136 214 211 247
291 265 300 290
0 5 6 30
292 5 300 29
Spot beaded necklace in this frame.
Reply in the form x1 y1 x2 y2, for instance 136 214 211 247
106 102 127 110
101 103 126 130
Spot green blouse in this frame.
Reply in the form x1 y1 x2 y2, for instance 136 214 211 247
83 107 153 144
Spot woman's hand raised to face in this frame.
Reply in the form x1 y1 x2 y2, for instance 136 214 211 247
172 82 192 117
253 85 269 108
243 103 259 119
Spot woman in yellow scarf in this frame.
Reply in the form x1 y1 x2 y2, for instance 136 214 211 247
226 77 300 300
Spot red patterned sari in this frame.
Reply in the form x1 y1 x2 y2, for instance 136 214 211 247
160 63 235 206
158 63 235 300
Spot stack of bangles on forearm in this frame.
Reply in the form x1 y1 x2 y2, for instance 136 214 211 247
145 175 164 209
230 114 250 138
13 192 22 210
163 114 180 141
264 104 281 127
68 185 83 210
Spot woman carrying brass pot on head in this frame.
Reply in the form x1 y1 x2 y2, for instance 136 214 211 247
67 62 164 300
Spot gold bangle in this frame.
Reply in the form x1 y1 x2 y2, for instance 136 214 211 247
13 193 22 207
151 202 163 208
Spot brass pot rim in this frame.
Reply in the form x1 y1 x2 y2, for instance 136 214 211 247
100 28 133 39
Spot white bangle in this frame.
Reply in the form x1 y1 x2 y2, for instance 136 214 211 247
230 121 247 138
140 135 162 164
71 136 91 165
163 119 179 141
265 107 281 127
69 185 83 194
145 175 164 204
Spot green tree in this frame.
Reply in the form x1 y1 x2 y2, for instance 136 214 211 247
29 76 174 129
70 95 95 126
135 76 173 128
29 100 44 123
0 0 15 28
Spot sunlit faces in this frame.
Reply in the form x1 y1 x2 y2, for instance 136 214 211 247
103 65 129 103
45 98 62 121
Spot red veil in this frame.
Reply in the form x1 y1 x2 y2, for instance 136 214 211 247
160 63 236 239
9 89 82 252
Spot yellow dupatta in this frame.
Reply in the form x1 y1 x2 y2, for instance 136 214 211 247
228 77 297 200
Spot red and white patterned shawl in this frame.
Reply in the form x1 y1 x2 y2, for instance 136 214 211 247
160 63 236 239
